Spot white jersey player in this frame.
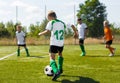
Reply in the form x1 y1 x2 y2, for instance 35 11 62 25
16 25 30 57
77 18 88 56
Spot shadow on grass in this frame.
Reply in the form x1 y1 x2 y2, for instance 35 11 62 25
86 55 120 57
61 75 100 83
29 56 47 58
85 55 108 57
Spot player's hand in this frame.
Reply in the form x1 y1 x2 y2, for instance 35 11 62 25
112 36 114 40
38 33 42 36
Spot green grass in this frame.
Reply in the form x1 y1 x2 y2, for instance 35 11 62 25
0 44 120 83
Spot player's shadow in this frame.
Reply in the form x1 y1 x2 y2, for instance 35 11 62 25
61 75 100 83
86 54 120 57
29 56 46 58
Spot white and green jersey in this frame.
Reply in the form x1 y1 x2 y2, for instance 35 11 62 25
46 19 66 47
16 31 26 45
77 23 87 39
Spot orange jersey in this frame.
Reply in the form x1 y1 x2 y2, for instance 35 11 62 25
104 26 112 41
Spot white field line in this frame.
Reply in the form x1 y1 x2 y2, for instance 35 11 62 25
0 49 24 60
0 48 49 60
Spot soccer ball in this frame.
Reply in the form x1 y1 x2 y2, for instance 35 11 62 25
44 65 53 76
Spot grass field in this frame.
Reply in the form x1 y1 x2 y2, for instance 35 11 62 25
0 44 120 83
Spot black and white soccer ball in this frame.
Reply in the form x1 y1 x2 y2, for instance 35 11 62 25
44 65 53 76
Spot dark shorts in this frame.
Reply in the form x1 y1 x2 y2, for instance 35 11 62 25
49 45 64 53
106 40 112 45
18 44 26 46
79 39 84 44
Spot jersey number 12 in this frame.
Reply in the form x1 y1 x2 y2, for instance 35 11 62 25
54 30 64 40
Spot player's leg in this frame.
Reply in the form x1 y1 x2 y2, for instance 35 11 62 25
110 40 116 54
50 53 61 81
49 46 60 81
58 46 64 74
50 53 58 74
106 44 114 56
106 40 115 56
24 45 30 57
79 39 86 56
17 45 20 56
106 45 113 53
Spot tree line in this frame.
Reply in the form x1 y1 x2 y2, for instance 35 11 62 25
0 0 120 39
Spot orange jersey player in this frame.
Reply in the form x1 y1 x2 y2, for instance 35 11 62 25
103 20 116 56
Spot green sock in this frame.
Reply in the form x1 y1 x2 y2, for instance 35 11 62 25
50 60 58 74
58 56 63 70
17 49 20 56
25 48 30 56
80 45 85 53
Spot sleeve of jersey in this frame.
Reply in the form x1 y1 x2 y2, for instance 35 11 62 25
76 25 79 30
84 23 87 29
22 31 26 37
46 21 52 31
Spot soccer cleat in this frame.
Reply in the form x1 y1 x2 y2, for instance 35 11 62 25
80 52 86 56
27 54 30 57
109 53 114 57
52 70 61 81
59 69 63 74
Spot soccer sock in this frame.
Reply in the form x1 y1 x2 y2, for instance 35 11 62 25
80 45 85 53
58 56 63 70
50 60 58 74
25 48 30 56
17 49 20 56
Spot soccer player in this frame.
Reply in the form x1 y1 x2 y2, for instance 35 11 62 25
76 18 88 56
103 20 116 56
38 10 77 81
16 25 30 57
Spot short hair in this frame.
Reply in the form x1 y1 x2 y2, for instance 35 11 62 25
48 10 57 18
103 20 109 25
16 25 22 29
77 18 82 21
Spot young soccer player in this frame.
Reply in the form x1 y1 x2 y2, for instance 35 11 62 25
103 20 116 56
16 25 30 57
38 10 77 81
76 18 88 56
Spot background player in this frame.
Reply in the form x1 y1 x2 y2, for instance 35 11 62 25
76 18 88 56
103 20 116 56
16 25 30 57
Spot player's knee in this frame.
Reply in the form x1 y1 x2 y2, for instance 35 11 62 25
58 52 62 56
106 45 110 48
79 43 83 45
50 53 55 60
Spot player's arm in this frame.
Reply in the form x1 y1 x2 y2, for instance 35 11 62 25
111 29 114 39
24 35 26 42
71 25 78 38
15 36 18 45
103 36 106 39
23 32 26 42
38 30 50 36
84 28 88 37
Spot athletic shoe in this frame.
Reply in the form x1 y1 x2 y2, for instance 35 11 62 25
80 52 86 56
109 53 114 57
52 71 61 81
59 69 63 74
27 54 30 57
